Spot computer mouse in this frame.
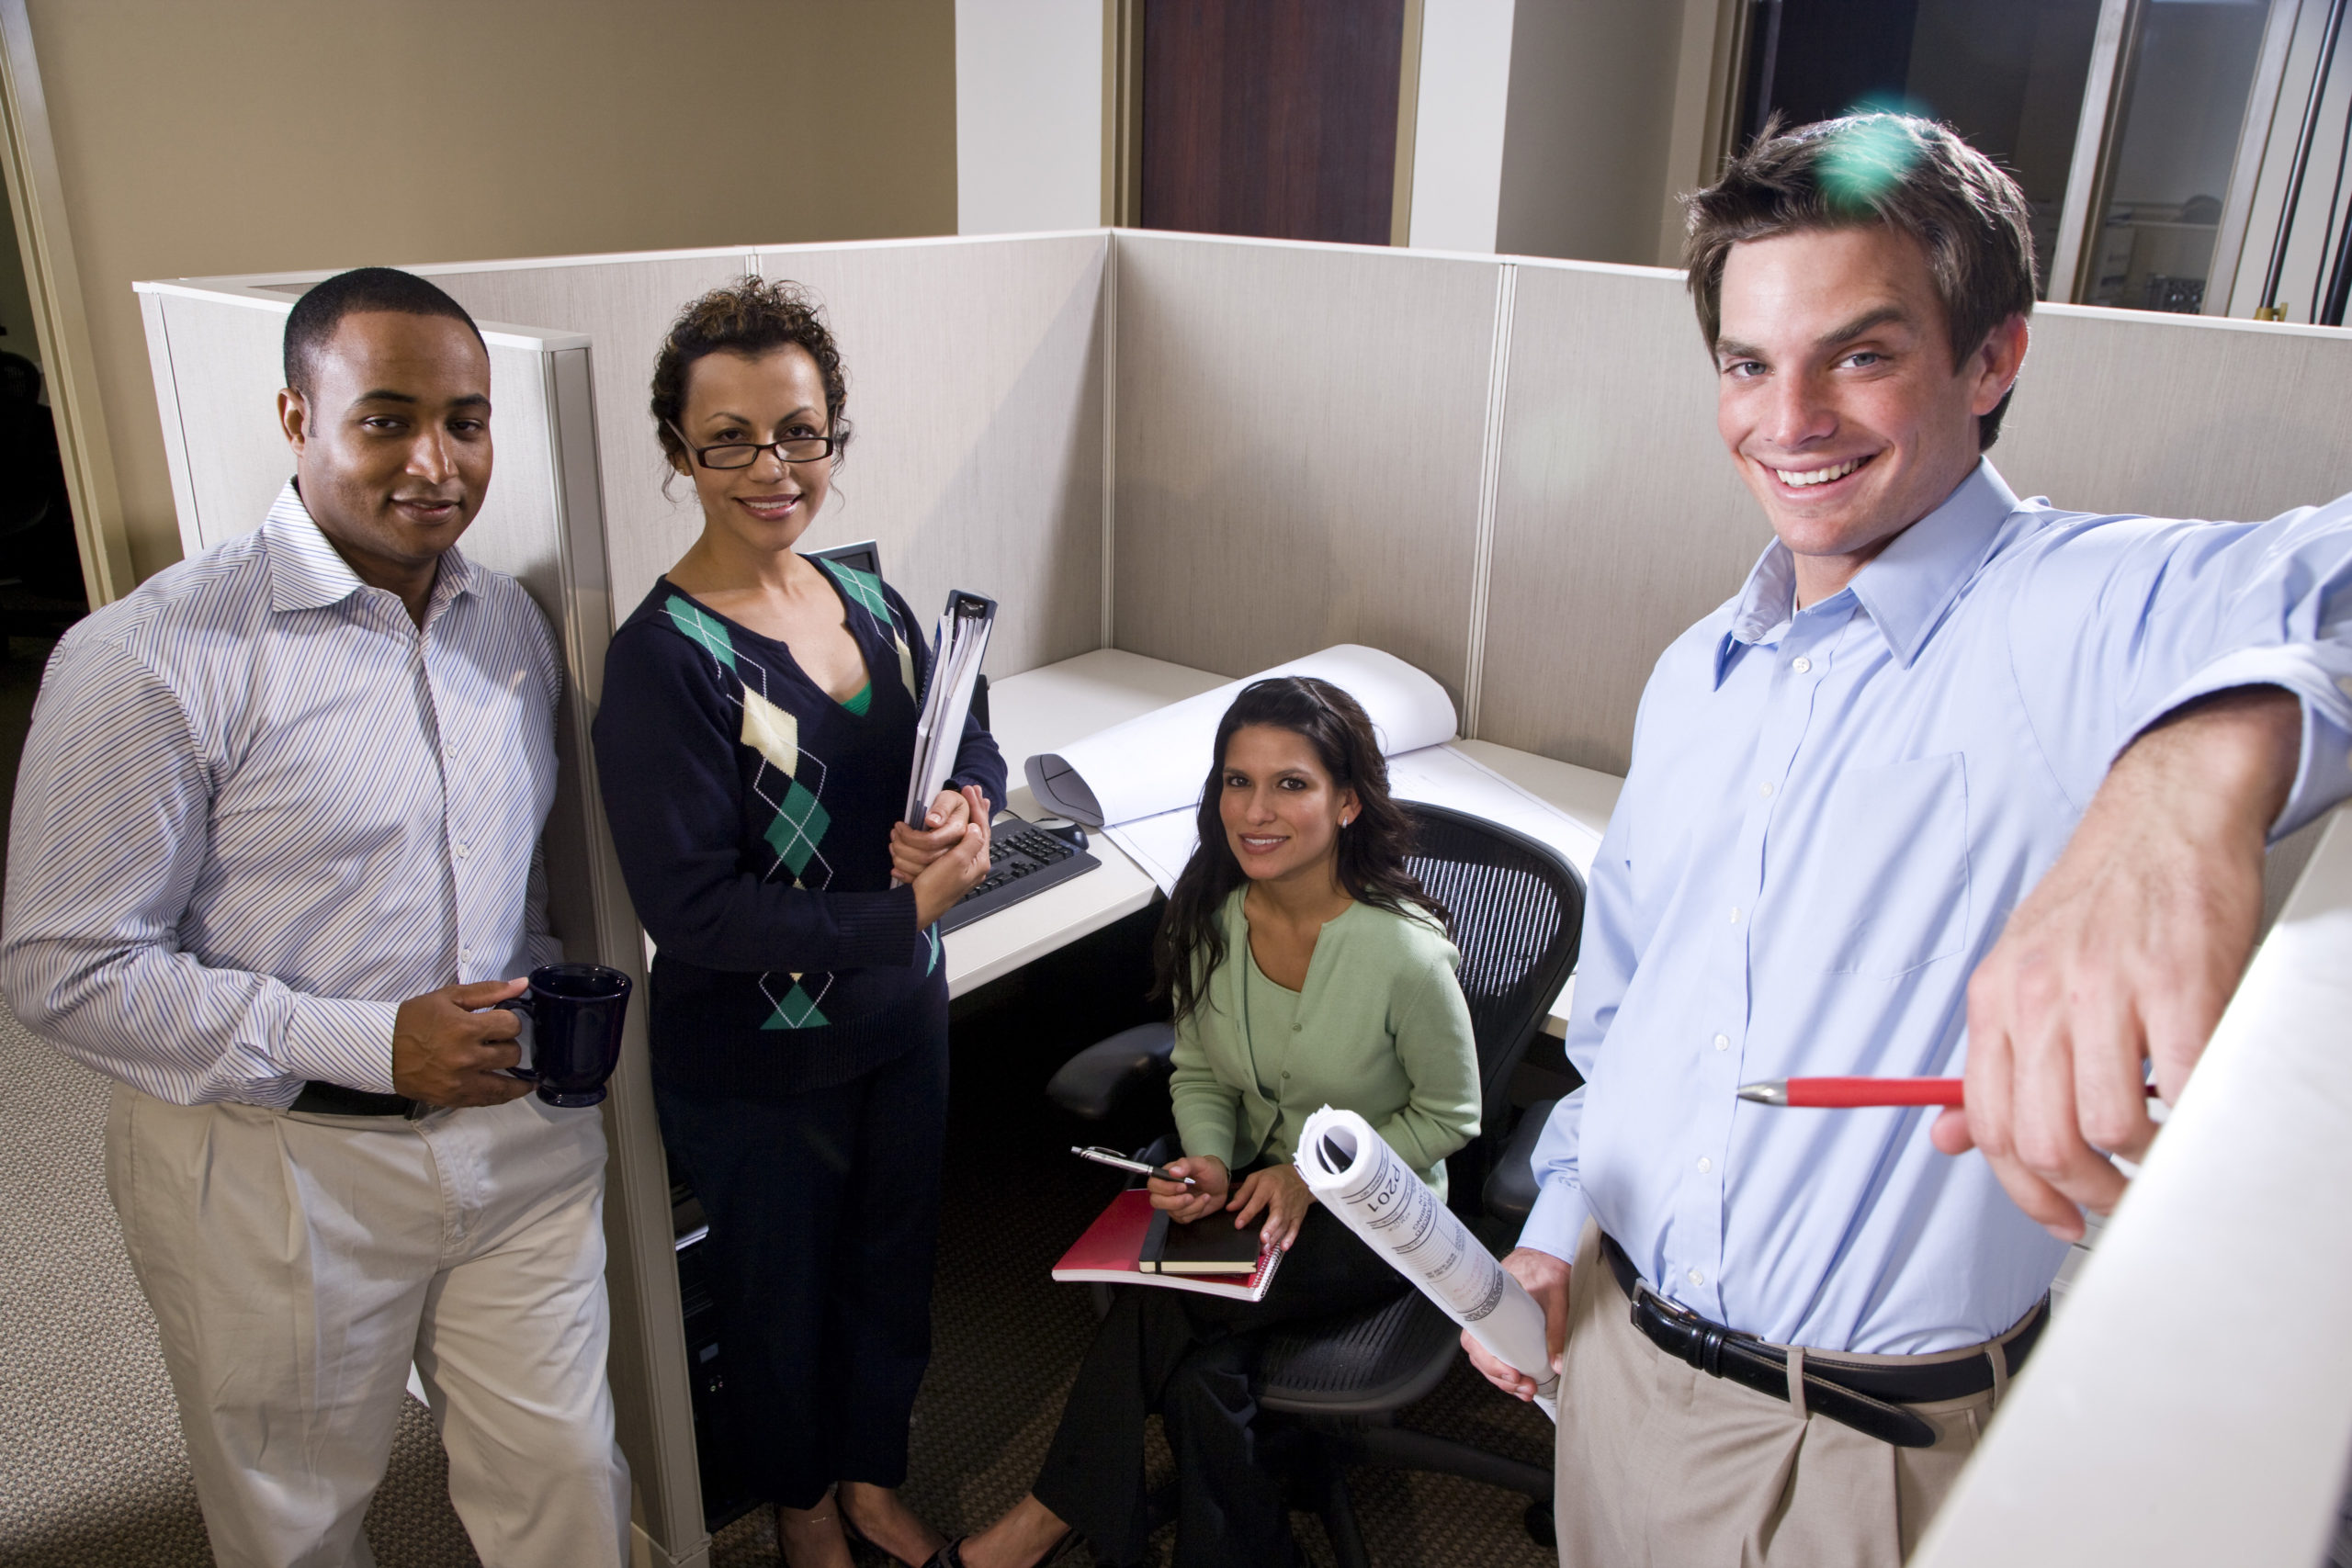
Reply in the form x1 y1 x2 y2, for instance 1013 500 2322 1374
1035 817 1089 852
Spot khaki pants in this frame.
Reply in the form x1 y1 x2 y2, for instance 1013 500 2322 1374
106 1084 630 1568
1555 1223 1999 1568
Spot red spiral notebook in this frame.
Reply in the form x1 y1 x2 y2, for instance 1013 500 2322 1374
1052 1189 1285 1302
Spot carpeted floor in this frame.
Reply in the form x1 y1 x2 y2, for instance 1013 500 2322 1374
0 1003 1556 1568
0 1002 489 1568
0 993 1556 1568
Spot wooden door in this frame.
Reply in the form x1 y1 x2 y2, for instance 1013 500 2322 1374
1137 0 1408 245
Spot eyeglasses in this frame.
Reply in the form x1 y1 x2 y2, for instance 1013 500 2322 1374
668 421 836 470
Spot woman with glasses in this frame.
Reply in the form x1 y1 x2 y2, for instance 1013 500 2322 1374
593 277 1001 1568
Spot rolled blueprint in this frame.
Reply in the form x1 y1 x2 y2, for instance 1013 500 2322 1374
1295 1106 1558 1421
1023 645 1456 827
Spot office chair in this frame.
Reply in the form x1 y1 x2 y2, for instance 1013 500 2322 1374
1045 802 1585 1565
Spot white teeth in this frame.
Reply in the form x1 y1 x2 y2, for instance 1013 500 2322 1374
1775 457 1862 488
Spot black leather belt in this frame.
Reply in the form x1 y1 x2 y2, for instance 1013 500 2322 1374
289 1081 425 1119
1601 1233 2043 1450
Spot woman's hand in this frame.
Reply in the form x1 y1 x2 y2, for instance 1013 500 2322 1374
1228 1163 1315 1251
1149 1156 1228 1223
910 814 990 927
891 784 989 883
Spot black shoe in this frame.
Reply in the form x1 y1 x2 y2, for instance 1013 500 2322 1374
842 1505 940 1567
922 1532 1079 1568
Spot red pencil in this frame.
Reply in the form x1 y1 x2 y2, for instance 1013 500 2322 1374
1737 1077 2163 1109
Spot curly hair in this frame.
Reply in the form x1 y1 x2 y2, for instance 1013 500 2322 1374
649 276 853 470
1684 114 2036 450
1153 677 1451 1023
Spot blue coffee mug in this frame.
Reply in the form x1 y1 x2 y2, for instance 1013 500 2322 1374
497 964 632 1108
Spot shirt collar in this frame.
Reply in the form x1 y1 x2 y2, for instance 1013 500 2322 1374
262 480 478 616
1715 459 2019 683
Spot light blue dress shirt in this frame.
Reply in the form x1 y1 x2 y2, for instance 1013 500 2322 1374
1521 461 2352 1354
2 483 563 1109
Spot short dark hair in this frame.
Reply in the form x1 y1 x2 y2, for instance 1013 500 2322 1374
282 267 484 398
650 276 852 470
1684 114 2037 449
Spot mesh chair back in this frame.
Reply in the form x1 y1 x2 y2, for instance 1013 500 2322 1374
1400 802 1585 1129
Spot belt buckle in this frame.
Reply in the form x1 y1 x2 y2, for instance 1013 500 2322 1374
1640 1287 1757 1381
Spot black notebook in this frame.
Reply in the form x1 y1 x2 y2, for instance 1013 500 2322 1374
1139 1208 1266 1275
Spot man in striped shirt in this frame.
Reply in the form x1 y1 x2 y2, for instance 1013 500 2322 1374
3 269 628 1568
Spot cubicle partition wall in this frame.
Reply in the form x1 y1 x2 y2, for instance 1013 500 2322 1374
1111 234 2352 778
1109 233 1504 710
137 231 2352 1568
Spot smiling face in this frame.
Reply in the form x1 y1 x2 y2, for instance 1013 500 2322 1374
1713 225 2026 603
673 344 834 554
1218 724 1359 888
279 310 492 588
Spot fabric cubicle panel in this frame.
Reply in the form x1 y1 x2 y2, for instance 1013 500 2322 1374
1472 267 2352 781
1996 306 2352 524
140 291 318 558
1476 260 1764 777
1109 232 1501 714
756 233 1110 677
418 252 754 652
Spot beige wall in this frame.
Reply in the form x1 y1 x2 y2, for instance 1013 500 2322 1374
1494 0 1686 266
27 0 957 585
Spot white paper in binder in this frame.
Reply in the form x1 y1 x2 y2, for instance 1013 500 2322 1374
904 589 996 824
1023 645 1457 828
1294 1106 1559 1421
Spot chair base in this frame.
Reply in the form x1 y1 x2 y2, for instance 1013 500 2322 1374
1270 1414 1553 1568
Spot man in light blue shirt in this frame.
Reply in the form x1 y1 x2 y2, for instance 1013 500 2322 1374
1464 116 2352 1565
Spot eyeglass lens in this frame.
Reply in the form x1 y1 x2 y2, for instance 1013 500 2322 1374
698 437 832 469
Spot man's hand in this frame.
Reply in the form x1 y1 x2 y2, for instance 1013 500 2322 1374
1228 1163 1315 1250
1150 1155 1230 1222
391 977 535 1108
891 785 989 883
911 817 991 928
1464 1246 1570 1402
1932 686 2301 1238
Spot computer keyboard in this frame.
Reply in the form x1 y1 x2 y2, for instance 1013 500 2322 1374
937 816 1102 932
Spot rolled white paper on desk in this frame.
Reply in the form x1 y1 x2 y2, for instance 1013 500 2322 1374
1294 1106 1558 1421
1023 645 1456 827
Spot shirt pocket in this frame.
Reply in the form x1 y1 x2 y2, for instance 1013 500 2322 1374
1782 752 1971 977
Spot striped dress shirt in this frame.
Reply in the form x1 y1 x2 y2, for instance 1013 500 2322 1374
2 482 562 1108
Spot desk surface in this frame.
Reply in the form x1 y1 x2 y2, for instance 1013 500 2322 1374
943 649 1623 1038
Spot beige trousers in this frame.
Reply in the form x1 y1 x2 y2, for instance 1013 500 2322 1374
1554 1223 1999 1568
106 1084 630 1568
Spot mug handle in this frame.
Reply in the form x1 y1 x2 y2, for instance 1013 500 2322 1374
494 996 538 1081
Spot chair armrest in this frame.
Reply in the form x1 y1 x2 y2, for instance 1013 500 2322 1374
1481 1097 1559 1227
1045 1021 1176 1122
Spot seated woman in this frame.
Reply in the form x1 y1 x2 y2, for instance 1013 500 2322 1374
943 676 1480 1568
593 277 1001 1568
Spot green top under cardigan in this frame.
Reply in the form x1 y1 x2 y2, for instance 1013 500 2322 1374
1170 887 1481 1201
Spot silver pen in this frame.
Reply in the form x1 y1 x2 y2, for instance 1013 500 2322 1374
1071 1145 1196 1186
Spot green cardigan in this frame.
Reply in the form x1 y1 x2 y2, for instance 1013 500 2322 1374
1170 888 1481 1201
